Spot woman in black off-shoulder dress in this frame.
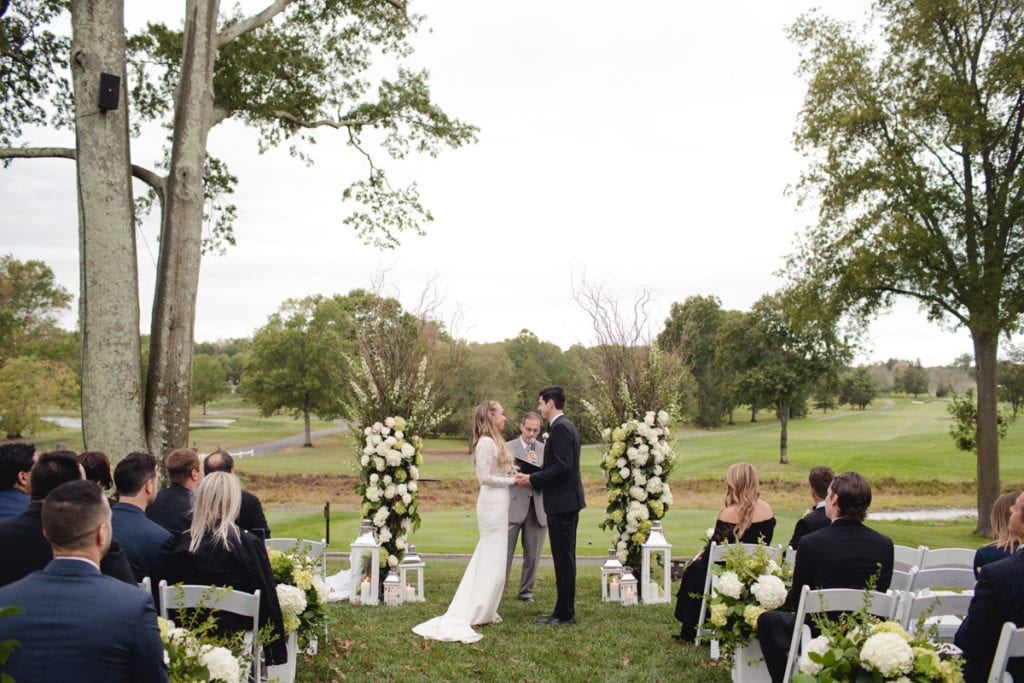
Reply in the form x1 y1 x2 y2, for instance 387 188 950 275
674 462 776 642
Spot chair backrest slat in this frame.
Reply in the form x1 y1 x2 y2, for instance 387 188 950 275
988 622 1024 683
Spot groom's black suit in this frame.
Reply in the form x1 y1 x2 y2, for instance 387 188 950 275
528 413 585 621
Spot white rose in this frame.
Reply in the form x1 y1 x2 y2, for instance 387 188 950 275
715 571 743 599
383 474 392 484
619 466 631 479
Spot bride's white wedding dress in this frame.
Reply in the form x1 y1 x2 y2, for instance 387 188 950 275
413 437 515 643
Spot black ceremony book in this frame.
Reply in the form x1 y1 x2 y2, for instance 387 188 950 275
514 456 542 474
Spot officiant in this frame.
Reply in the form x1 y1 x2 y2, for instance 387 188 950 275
505 412 547 602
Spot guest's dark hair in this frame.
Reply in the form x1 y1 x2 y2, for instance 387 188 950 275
829 471 872 522
203 449 234 474
808 466 835 499
114 452 158 497
42 480 108 551
0 443 35 489
30 451 82 501
166 448 200 485
538 386 566 409
77 451 113 490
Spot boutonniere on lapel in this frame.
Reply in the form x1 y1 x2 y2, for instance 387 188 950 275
542 432 549 442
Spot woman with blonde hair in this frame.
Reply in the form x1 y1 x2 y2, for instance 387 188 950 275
166 471 288 667
974 490 1022 577
673 462 776 642
414 400 516 643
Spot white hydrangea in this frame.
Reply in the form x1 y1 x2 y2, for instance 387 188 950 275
401 442 415 457
616 457 627 468
360 454 370 467
408 465 419 480
372 421 383 433
199 645 242 683
395 537 407 550
618 466 631 480
382 484 396 500
751 574 787 610
370 434 382 447
798 636 832 675
644 411 656 426
653 464 663 476
384 417 396 428
407 480 418 492
363 426 373 436
378 527 392 543
860 632 914 677
388 554 399 567
364 487 381 502
633 472 647 486
626 447 639 462
385 436 397 447
396 483 408 497
312 574 330 603
715 571 743 599
661 486 674 506
276 584 308 620
375 442 388 457
653 450 665 464
374 456 385 472
646 477 663 494
657 410 670 426
401 493 412 505
395 430 404 439
373 507 389 527
629 485 648 502
602 427 612 440
385 450 402 467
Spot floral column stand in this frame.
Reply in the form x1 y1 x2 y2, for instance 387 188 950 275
349 520 380 605
732 640 770 683
640 520 671 604
399 544 425 602
601 549 623 601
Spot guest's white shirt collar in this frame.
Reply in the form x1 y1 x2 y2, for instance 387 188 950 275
52 555 100 570
813 501 826 509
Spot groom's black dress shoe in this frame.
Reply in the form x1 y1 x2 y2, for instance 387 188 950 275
534 616 575 626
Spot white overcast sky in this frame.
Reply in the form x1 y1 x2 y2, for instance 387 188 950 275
0 1 992 366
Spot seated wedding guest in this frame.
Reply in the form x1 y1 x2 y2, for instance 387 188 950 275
757 471 894 683
673 462 776 642
111 452 173 584
956 490 1024 682
166 472 287 667
973 490 1022 578
787 465 834 550
147 447 202 536
0 480 169 682
0 442 35 519
203 449 270 538
78 450 114 494
0 450 135 587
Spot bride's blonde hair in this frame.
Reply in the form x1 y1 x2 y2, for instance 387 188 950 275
472 400 513 473
724 462 760 539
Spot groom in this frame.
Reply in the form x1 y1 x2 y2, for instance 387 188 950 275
514 386 585 625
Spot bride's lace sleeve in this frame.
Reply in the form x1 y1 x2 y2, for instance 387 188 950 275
475 437 515 488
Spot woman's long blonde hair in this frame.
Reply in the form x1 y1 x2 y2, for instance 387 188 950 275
724 462 760 539
989 490 1022 552
188 471 242 553
472 400 513 473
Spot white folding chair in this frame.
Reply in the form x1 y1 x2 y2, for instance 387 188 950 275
988 621 1024 683
919 547 974 571
158 580 262 682
139 576 152 594
695 541 783 646
266 536 328 577
785 545 797 568
782 586 901 682
893 544 927 571
910 567 976 594
900 592 973 642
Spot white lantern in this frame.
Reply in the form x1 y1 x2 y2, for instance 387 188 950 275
349 520 380 605
601 549 623 602
383 570 403 606
641 520 672 604
619 566 638 606
398 544 425 602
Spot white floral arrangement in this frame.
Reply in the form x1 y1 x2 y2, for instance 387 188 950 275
598 410 676 568
701 540 792 664
355 416 423 578
793 610 964 682
269 546 330 649
158 616 246 683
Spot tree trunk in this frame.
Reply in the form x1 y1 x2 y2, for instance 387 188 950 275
70 0 147 461
973 331 1000 535
303 399 313 447
145 0 219 461
777 400 789 464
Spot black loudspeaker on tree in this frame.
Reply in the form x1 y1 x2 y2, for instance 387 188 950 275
98 73 120 112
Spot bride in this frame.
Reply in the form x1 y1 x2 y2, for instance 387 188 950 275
413 400 516 643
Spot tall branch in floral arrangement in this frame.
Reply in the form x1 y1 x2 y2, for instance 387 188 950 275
598 410 676 572
355 417 423 589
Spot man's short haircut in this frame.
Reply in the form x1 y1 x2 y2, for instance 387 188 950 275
520 412 542 426
166 448 200 485
30 451 82 501
830 470 873 522
203 449 234 474
42 480 108 552
538 386 566 410
808 466 835 499
77 451 113 490
0 443 35 489
114 452 158 497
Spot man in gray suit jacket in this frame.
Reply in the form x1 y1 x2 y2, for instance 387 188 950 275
506 412 547 601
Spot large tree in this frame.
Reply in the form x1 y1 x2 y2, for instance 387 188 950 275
658 295 727 428
0 255 72 363
787 0 1024 533
1 1 475 462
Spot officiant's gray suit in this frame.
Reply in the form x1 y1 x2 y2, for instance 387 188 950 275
506 437 547 600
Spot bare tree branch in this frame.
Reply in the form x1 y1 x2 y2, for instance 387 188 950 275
0 146 166 202
217 0 295 48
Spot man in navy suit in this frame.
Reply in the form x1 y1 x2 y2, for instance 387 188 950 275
0 480 169 682
0 442 34 519
956 490 1024 682
757 471 894 683
787 465 834 549
147 448 202 535
111 452 172 583
515 386 585 626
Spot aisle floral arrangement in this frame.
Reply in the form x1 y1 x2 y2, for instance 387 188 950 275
700 540 792 663
157 615 247 683
269 546 329 649
355 416 423 581
598 410 676 569
792 609 964 682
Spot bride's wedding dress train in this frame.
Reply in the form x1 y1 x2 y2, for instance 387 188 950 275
413 437 514 643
